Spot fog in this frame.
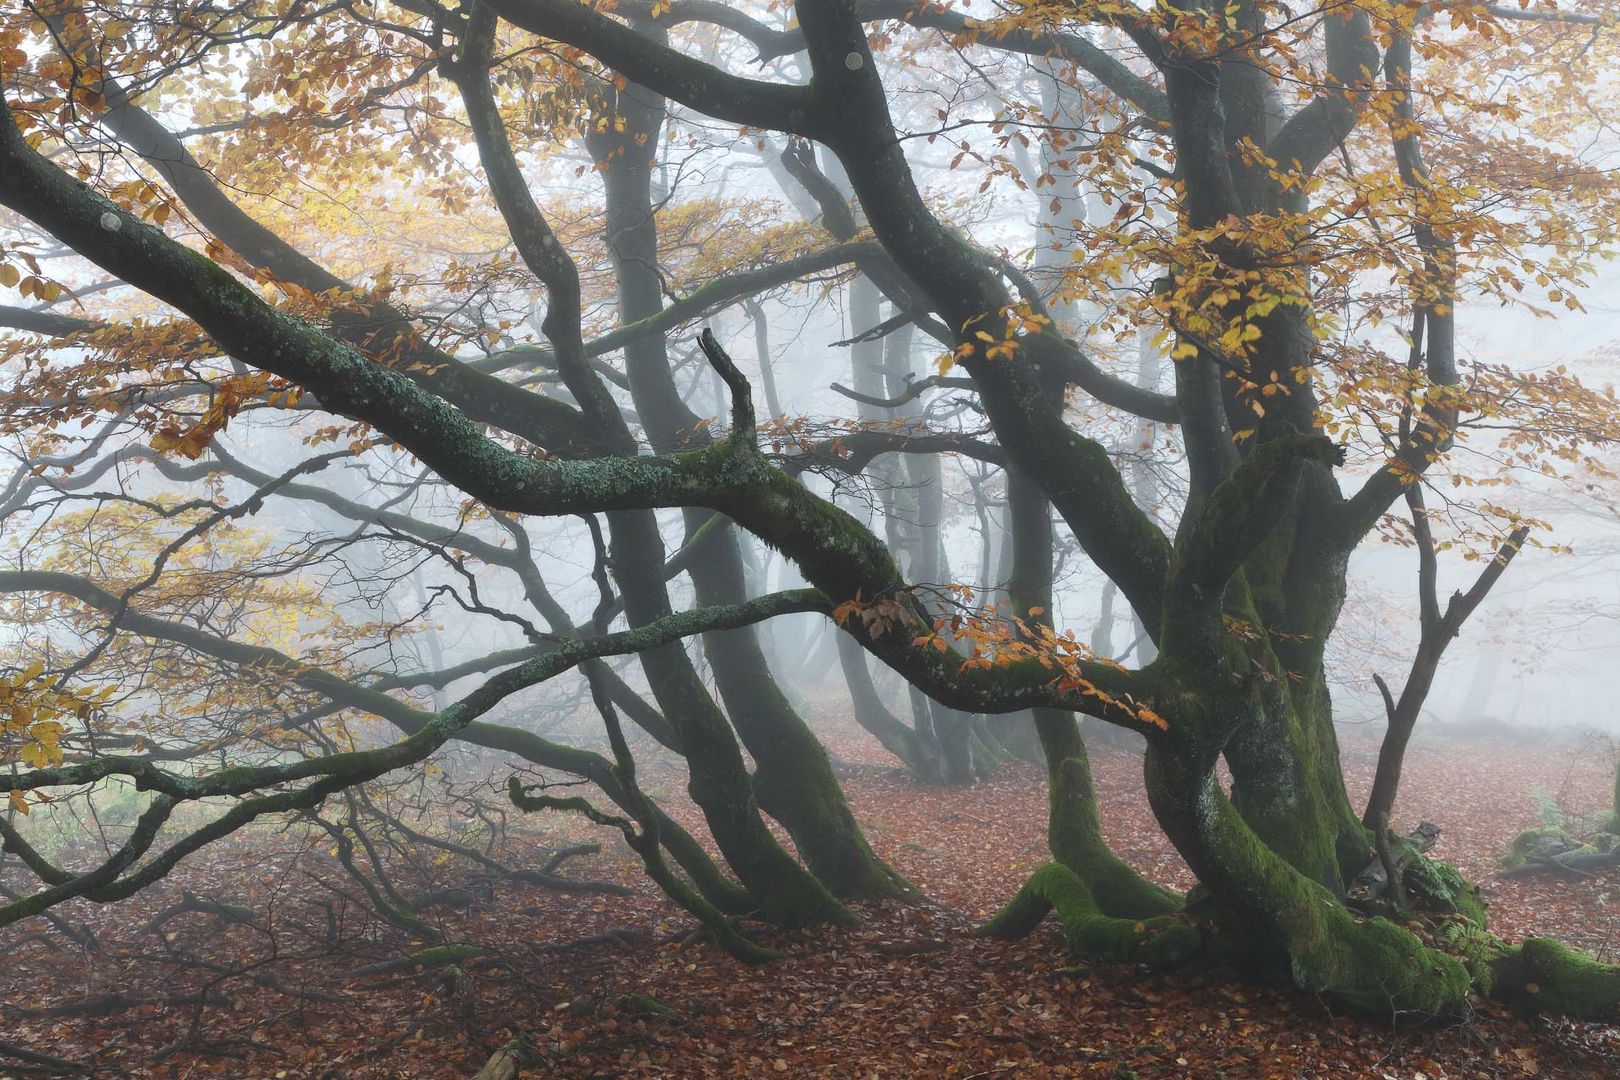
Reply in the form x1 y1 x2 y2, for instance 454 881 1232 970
2 1 1619 1068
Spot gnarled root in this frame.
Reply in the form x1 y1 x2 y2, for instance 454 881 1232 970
981 863 1200 970
1488 937 1620 1022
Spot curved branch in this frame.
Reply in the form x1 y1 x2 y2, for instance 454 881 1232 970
46 33 600 455
446 5 629 441
488 0 818 135
0 302 98 336
0 568 827 801
0 84 1154 733
1264 6 1380 178
612 0 1170 120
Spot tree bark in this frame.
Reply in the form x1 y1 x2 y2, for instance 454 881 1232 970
588 49 898 901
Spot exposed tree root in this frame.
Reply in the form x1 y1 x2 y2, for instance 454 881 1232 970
981 863 1200 969
982 860 1479 1024
1489 937 1620 1022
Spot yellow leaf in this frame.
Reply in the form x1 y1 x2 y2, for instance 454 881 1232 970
29 720 64 745
7 790 28 816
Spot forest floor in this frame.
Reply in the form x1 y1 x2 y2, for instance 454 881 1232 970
1 715 1617 1079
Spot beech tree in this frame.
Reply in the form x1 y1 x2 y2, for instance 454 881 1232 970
3 0 1620 1025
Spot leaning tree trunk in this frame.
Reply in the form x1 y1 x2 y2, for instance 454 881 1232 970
589 57 900 902
602 508 848 927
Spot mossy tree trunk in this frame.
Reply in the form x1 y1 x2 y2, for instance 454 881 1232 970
1006 447 1178 921
1611 756 1620 834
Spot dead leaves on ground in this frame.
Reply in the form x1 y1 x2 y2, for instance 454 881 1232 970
0 714 1616 1077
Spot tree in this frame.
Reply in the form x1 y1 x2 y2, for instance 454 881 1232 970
3 0 1620 1026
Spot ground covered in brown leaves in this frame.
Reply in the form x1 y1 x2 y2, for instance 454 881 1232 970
2 718 1617 1079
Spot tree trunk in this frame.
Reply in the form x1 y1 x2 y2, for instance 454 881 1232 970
604 511 847 927
1005 467 1177 917
835 632 945 781
1221 518 1372 891
590 55 897 902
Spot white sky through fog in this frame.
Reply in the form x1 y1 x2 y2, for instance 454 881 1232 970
1331 277 1620 734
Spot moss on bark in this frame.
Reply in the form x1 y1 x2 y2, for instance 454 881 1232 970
605 509 852 929
982 863 1200 969
1403 856 1485 926
1222 543 1372 893
1037 711 1183 918
688 517 908 900
1145 746 1474 1020
1498 826 1574 873
1491 938 1620 1021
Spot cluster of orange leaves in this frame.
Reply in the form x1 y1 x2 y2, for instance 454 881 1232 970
150 371 277 459
832 585 1168 730
943 302 1054 372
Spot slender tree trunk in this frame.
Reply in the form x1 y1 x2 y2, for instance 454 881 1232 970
1005 470 1176 915
589 58 899 901
836 631 945 781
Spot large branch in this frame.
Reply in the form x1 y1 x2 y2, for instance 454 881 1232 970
0 571 804 923
0 302 98 336
612 0 1170 120
785 0 1174 634
0 84 1153 730
488 0 818 135
1264 6 1380 178
476 5 1180 435
57 35 601 455
771 138 957 347
447 4 630 441
0 569 825 801
0 94 741 515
